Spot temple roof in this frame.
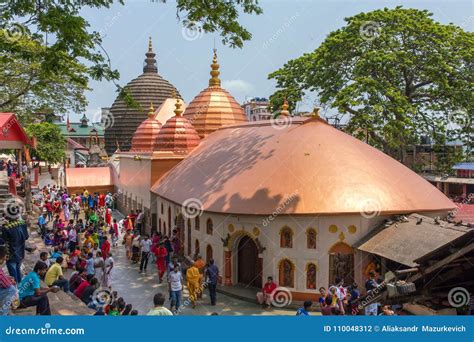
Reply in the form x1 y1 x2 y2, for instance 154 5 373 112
130 103 162 152
152 117 455 216
104 38 180 155
182 50 247 139
156 98 200 154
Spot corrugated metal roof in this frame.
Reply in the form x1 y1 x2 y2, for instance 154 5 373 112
453 162 474 171
357 214 470 267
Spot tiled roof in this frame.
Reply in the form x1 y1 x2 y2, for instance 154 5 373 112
56 122 104 137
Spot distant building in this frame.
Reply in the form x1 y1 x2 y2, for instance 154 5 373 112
56 113 105 149
242 97 272 121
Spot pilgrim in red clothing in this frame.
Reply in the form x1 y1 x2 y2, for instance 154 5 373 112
256 276 277 307
105 207 112 226
98 193 106 208
152 243 168 282
101 237 111 259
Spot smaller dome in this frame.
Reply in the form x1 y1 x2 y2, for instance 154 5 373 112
130 103 162 152
156 99 200 153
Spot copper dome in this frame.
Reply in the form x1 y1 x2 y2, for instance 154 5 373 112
104 38 180 155
156 99 200 154
152 115 455 216
183 50 247 139
130 104 162 152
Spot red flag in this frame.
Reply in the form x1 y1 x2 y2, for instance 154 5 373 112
66 113 71 131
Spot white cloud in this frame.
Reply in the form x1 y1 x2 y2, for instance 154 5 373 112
221 79 255 95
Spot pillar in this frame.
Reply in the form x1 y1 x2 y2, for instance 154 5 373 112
224 249 232 286
443 182 450 196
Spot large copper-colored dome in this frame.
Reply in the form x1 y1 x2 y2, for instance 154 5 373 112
152 115 455 215
156 99 200 153
104 38 180 155
183 50 247 139
130 104 162 152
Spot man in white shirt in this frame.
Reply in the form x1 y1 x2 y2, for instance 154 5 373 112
168 266 183 313
139 235 152 273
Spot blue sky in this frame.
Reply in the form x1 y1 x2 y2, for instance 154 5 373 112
77 0 473 122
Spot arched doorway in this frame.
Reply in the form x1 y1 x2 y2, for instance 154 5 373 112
237 235 261 288
328 242 354 286
206 245 213 263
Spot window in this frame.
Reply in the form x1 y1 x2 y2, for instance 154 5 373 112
206 218 213 235
206 245 213 263
195 239 200 256
280 226 293 248
161 203 163 214
307 228 317 249
278 259 294 288
195 216 200 231
306 263 317 289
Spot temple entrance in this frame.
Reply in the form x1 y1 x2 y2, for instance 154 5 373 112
237 236 261 288
328 242 354 286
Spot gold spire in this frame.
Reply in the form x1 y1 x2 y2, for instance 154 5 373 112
174 98 183 117
147 102 155 118
311 107 320 118
280 99 290 117
209 48 221 87
148 37 153 52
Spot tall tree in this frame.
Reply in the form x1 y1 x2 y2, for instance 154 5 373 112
25 122 66 164
269 7 473 163
0 0 262 120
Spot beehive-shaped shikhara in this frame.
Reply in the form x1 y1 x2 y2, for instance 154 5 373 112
156 98 200 154
182 49 247 139
130 103 162 152
104 38 180 154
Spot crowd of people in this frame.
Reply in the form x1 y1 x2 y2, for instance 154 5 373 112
0 178 398 317
256 271 397 316
0 183 221 316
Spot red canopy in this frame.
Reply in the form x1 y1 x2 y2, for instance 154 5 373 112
0 113 33 148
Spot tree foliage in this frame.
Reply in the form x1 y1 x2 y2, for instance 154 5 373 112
269 7 473 163
25 122 66 164
0 0 262 120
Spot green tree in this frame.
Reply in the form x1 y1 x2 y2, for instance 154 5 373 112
0 0 262 118
25 122 66 164
269 7 473 164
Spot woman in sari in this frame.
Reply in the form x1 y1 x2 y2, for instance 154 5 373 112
103 253 114 288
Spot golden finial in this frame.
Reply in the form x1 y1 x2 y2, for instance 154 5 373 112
209 48 221 87
280 98 290 117
174 98 183 117
312 107 321 118
148 102 155 118
148 37 153 52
